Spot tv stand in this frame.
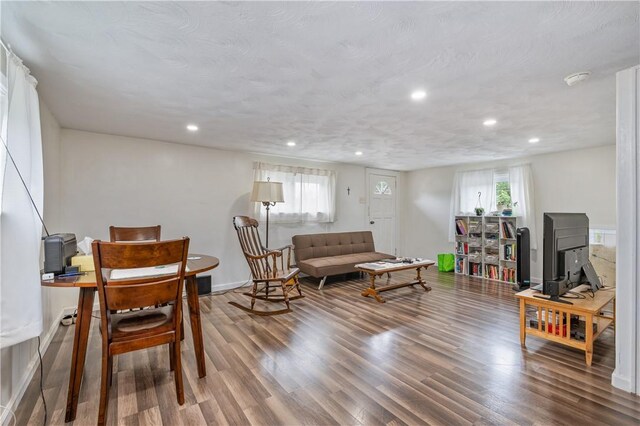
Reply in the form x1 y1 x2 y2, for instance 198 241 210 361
516 288 615 365
533 294 573 305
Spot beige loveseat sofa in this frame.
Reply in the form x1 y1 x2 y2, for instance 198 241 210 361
292 231 393 289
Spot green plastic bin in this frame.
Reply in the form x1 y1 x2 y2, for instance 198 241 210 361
437 253 455 272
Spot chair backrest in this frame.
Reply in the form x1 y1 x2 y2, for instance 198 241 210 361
233 216 266 255
233 216 277 279
92 238 189 314
109 225 161 242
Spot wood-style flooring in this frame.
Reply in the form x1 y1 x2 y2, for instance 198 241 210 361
16 269 640 425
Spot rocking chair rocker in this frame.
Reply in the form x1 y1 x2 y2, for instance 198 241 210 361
231 216 304 315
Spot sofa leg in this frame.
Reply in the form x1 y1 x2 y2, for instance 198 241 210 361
318 276 328 290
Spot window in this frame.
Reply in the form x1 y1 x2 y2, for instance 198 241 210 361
374 180 392 195
494 170 512 209
253 162 336 223
449 165 537 249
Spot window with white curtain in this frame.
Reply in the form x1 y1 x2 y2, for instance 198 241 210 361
449 164 537 249
253 162 336 223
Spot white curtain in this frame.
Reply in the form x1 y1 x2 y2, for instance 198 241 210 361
449 169 495 241
253 162 336 223
509 164 538 250
0 47 44 347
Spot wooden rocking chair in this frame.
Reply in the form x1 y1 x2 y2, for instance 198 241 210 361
231 216 304 315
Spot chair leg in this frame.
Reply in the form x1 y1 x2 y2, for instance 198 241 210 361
98 352 110 426
180 316 185 342
169 343 175 371
108 355 113 387
173 339 185 405
295 276 303 296
251 282 258 310
318 276 328 290
281 281 291 310
265 282 270 299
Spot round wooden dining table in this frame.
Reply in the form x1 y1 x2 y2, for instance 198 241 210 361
41 254 219 422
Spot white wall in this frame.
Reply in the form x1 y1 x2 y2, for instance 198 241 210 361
403 145 616 281
0 100 76 423
59 129 386 287
613 65 639 394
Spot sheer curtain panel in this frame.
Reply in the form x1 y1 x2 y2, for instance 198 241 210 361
0 48 44 347
253 162 336 223
509 164 538 249
449 169 495 242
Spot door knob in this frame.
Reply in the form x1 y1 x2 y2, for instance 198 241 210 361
370 221 375 224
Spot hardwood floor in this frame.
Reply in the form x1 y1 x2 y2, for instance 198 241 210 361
16 269 640 425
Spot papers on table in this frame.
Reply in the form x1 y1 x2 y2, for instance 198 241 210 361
356 258 434 271
358 262 391 270
110 264 189 280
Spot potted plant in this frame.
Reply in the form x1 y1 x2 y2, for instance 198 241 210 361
502 201 517 216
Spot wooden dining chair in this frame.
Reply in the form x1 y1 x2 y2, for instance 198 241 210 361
231 216 303 315
109 225 161 242
92 237 189 426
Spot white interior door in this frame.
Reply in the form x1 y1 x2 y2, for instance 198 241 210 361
367 172 397 256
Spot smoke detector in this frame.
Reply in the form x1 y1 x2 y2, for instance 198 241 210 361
564 71 591 86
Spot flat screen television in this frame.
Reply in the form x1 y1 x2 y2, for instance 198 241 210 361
541 213 601 304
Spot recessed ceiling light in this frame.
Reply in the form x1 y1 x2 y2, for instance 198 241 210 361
186 124 199 132
410 90 427 101
483 119 497 127
287 141 296 147
355 151 363 156
529 138 540 143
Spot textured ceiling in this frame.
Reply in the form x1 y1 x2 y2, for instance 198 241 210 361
2 1 639 171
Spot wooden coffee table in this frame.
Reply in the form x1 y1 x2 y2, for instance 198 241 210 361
355 259 435 303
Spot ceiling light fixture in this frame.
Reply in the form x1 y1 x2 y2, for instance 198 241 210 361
186 124 199 132
287 141 296 147
483 119 497 127
355 151 363 156
411 90 427 101
529 138 540 144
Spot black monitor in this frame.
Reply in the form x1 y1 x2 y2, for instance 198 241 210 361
541 213 602 304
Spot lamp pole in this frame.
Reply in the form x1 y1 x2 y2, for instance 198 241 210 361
263 201 276 248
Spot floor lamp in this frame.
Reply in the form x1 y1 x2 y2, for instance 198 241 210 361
251 178 284 248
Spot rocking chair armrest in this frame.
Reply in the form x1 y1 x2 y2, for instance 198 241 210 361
268 244 294 254
243 250 280 260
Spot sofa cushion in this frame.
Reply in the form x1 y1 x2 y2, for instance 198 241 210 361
298 252 392 278
293 231 377 262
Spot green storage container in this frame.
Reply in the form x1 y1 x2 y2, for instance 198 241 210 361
438 253 455 272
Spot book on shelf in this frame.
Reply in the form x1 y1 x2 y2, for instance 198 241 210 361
455 257 467 273
455 219 468 236
485 264 499 279
470 262 481 276
502 267 516 283
503 243 516 260
455 242 469 255
501 220 517 239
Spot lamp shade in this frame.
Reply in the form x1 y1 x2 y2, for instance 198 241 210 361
250 180 284 203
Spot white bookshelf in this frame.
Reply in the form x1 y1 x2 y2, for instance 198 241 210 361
454 215 518 285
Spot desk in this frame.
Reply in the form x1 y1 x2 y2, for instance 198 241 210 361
515 288 615 366
41 254 219 422
355 259 435 303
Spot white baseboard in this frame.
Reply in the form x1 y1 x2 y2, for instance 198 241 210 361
1 309 66 426
612 369 636 394
210 279 251 292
